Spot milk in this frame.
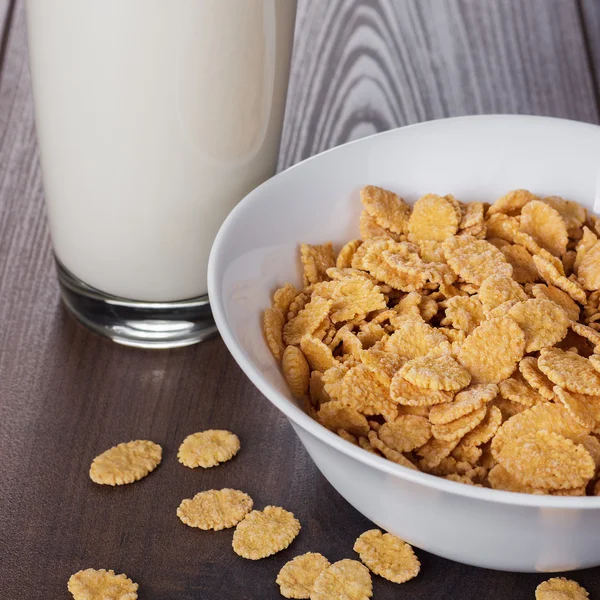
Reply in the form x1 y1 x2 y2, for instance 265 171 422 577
26 0 297 301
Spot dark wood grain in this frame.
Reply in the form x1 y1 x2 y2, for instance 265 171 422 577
580 0 600 105
1 1 600 599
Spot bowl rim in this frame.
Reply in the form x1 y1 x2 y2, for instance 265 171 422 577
209 114 600 510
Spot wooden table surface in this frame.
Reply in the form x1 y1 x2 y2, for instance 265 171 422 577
1 1 600 598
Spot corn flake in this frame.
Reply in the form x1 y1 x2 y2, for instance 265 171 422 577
232 506 300 560
408 194 460 242
519 357 556 400
461 405 502 447
499 244 539 284
390 375 453 406
442 295 485 334
300 335 338 373
317 401 370 438
498 376 542 407
498 430 594 490
533 254 587 304
429 384 497 425
538 348 600 396
276 553 331 600
177 489 253 530
178 430 240 469
353 529 420 584
284 297 333 346
68 569 138 600
336 240 363 269
554 387 600 430
311 559 373 600
578 241 600 291
488 189 538 216
89 440 162 486
361 185 411 235
274 283 299 314
378 415 432 452
531 284 580 321
456 317 525 384
283 346 311 400
301 242 335 286
396 354 471 392
431 405 487 442
479 274 528 312
520 200 569 257
367 431 419 470
264 308 286 360
535 577 589 600
384 317 451 359
508 298 570 352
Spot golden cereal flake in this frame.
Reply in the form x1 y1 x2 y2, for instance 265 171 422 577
310 372 331 407
178 430 240 469
429 383 497 425
488 189 538 216
443 236 513 286
578 241 600 291
532 254 587 304
390 375 454 406
439 327 467 345
338 429 359 445
89 440 162 486
591 354 600 374
378 415 432 452
451 440 483 464
263 308 286 360
336 240 363 269
361 185 411 235
301 242 336 286
367 431 419 470
68 569 138 600
554 387 600 430
575 227 598 271
571 321 600 347
417 239 447 263
520 200 569 257
519 357 556 400
461 405 502 447
493 397 527 420
328 278 387 324
322 364 350 401
359 211 397 241
459 202 485 230
442 296 485 334
507 298 570 352
498 376 543 407
497 430 594 490
274 283 299 315
284 297 333 346
177 489 253 530
300 335 339 373
486 213 520 241
564 250 577 276
479 274 528 312
354 529 420 584
357 322 387 348
488 464 541 494
538 348 600 396
288 291 311 321
339 364 398 421
543 196 587 230
317 401 370 438
396 354 471 392
491 402 590 459
277 553 331 599
535 578 589 600
416 437 460 469
531 284 580 321
360 348 406 379
384 317 452 360
431 405 487 442
419 295 439 322
408 194 460 242
485 300 519 320
358 436 380 455
233 506 301 560
499 244 539 284
283 346 311 400
455 317 525 384
395 291 423 318
311 559 373 600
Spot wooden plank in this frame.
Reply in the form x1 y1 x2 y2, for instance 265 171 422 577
580 0 600 106
0 0 599 599
279 0 599 169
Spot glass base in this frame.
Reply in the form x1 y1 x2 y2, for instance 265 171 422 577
56 259 218 349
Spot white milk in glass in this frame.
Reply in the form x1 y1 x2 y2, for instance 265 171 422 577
27 0 297 302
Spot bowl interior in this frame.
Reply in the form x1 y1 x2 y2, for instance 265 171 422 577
208 115 600 503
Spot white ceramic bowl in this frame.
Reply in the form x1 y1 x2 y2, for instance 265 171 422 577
208 115 600 573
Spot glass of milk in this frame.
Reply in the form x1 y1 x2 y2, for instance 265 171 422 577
25 0 297 348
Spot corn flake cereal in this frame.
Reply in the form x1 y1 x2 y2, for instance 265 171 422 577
232 506 300 560
431 405 487 442
277 553 331 599
378 415 432 452
498 430 594 490
177 489 253 530
508 298 570 352
408 194 460 242
68 569 138 600
268 186 600 495
538 348 600 396
317 401 370 438
89 440 162 486
456 317 525 384
535 577 589 600
354 529 420 584
429 384 497 425
361 185 411 235
178 430 240 469
311 559 373 600
396 354 471 391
